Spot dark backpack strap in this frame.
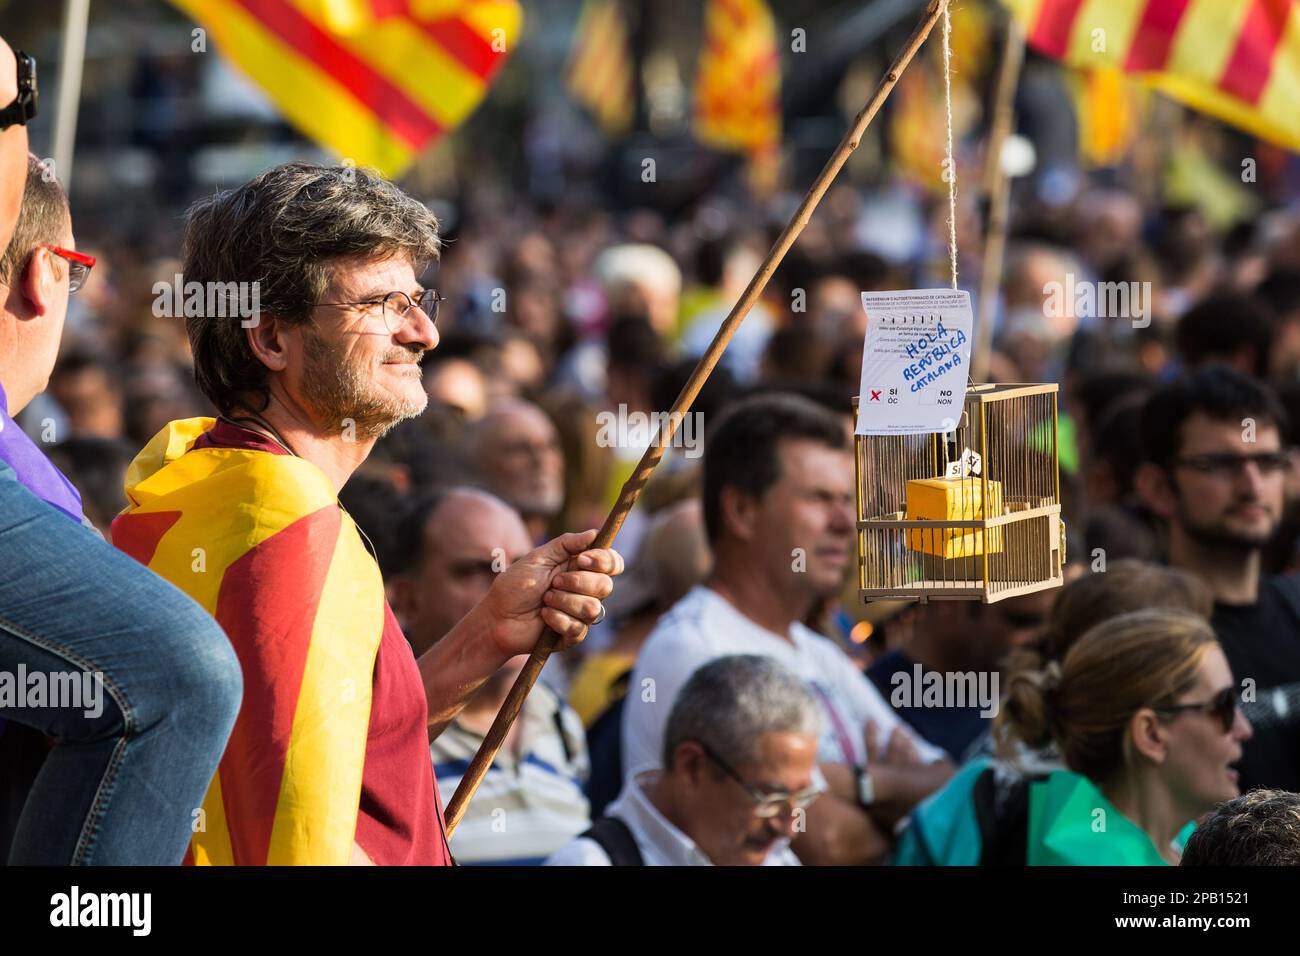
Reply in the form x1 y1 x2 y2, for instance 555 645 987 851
973 767 1041 866
580 816 644 866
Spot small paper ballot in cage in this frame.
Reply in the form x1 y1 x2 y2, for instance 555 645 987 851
853 290 1065 603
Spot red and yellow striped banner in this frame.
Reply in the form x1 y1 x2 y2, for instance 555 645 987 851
1005 0 1300 151
168 0 522 177
567 0 634 135
693 0 781 159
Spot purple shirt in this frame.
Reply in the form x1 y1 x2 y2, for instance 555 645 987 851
0 380 83 522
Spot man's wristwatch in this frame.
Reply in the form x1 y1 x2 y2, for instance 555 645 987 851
855 765 876 807
0 50 38 131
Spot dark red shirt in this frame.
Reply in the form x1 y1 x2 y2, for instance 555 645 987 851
200 419 450 865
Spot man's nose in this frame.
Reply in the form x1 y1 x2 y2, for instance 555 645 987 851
398 306 439 351
1234 460 1266 496
830 497 855 532
765 806 800 840
529 441 560 466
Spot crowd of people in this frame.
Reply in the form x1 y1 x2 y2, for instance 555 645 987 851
3 25 1300 866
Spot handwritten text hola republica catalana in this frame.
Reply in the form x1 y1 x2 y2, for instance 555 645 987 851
901 321 967 393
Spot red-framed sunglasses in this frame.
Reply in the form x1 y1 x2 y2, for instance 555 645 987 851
42 245 95 294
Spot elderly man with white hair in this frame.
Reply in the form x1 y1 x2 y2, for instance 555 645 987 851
546 654 823 866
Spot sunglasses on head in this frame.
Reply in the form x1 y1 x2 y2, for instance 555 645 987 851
1156 686 1238 734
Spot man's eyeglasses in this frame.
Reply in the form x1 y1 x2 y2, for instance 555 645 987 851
695 741 824 818
1174 452 1291 477
315 288 445 334
42 245 95 294
1156 686 1239 734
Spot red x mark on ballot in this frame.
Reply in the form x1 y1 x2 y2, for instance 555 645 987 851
869 389 882 402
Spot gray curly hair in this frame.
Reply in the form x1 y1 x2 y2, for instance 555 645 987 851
182 162 441 414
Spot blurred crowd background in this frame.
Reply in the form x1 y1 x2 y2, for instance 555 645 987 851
4 0 1300 864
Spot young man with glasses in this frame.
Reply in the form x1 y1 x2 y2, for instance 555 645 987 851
0 63 243 865
547 655 822 866
1136 364 1300 792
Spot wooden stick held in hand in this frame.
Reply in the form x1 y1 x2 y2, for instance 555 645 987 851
445 0 954 837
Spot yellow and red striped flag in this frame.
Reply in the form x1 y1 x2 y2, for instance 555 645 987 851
167 0 522 178
112 418 389 865
1004 0 1300 152
693 0 781 169
567 0 635 135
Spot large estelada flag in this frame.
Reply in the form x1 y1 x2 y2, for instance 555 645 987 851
112 418 385 865
167 0 522 177
693 0 781 164
567 0 635 135
1004 0 1300 152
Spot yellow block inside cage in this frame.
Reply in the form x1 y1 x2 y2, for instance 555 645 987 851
905 477 1004 558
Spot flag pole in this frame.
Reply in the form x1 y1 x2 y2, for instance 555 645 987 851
971 12 1024 383
445 0 954 837
51 0 91 193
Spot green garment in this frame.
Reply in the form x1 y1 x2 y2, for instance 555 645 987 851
895 764 1193 866
1027 770 1170 865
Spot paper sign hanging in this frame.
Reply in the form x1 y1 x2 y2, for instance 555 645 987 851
854 289 974 436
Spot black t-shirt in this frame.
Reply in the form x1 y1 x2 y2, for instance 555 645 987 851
867 648 990 762
1211 575 1300 793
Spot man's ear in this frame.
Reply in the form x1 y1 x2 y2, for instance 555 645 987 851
671 740 708 784
1128 707 1168 766
19 247 55 318
1133 461 1178 521
719 485 759 544
244 311 293 373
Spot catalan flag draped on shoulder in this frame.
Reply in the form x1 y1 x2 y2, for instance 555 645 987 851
1004 0 1300 153
694 0 781 189
166 0 522 178
111 417 446 866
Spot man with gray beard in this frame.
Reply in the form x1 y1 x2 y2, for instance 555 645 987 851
112 163 622 865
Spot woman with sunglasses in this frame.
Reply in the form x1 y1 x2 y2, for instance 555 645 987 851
993 609 1251 865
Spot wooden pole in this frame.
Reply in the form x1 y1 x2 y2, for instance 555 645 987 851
445 0 954 836
971 13 1025 383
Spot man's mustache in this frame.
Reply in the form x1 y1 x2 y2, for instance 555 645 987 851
381 346 424 364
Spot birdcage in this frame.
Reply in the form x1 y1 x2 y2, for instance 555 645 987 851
855 383 1065 604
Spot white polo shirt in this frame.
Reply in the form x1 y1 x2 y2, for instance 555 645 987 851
622 585 946 778
544 770 801 866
